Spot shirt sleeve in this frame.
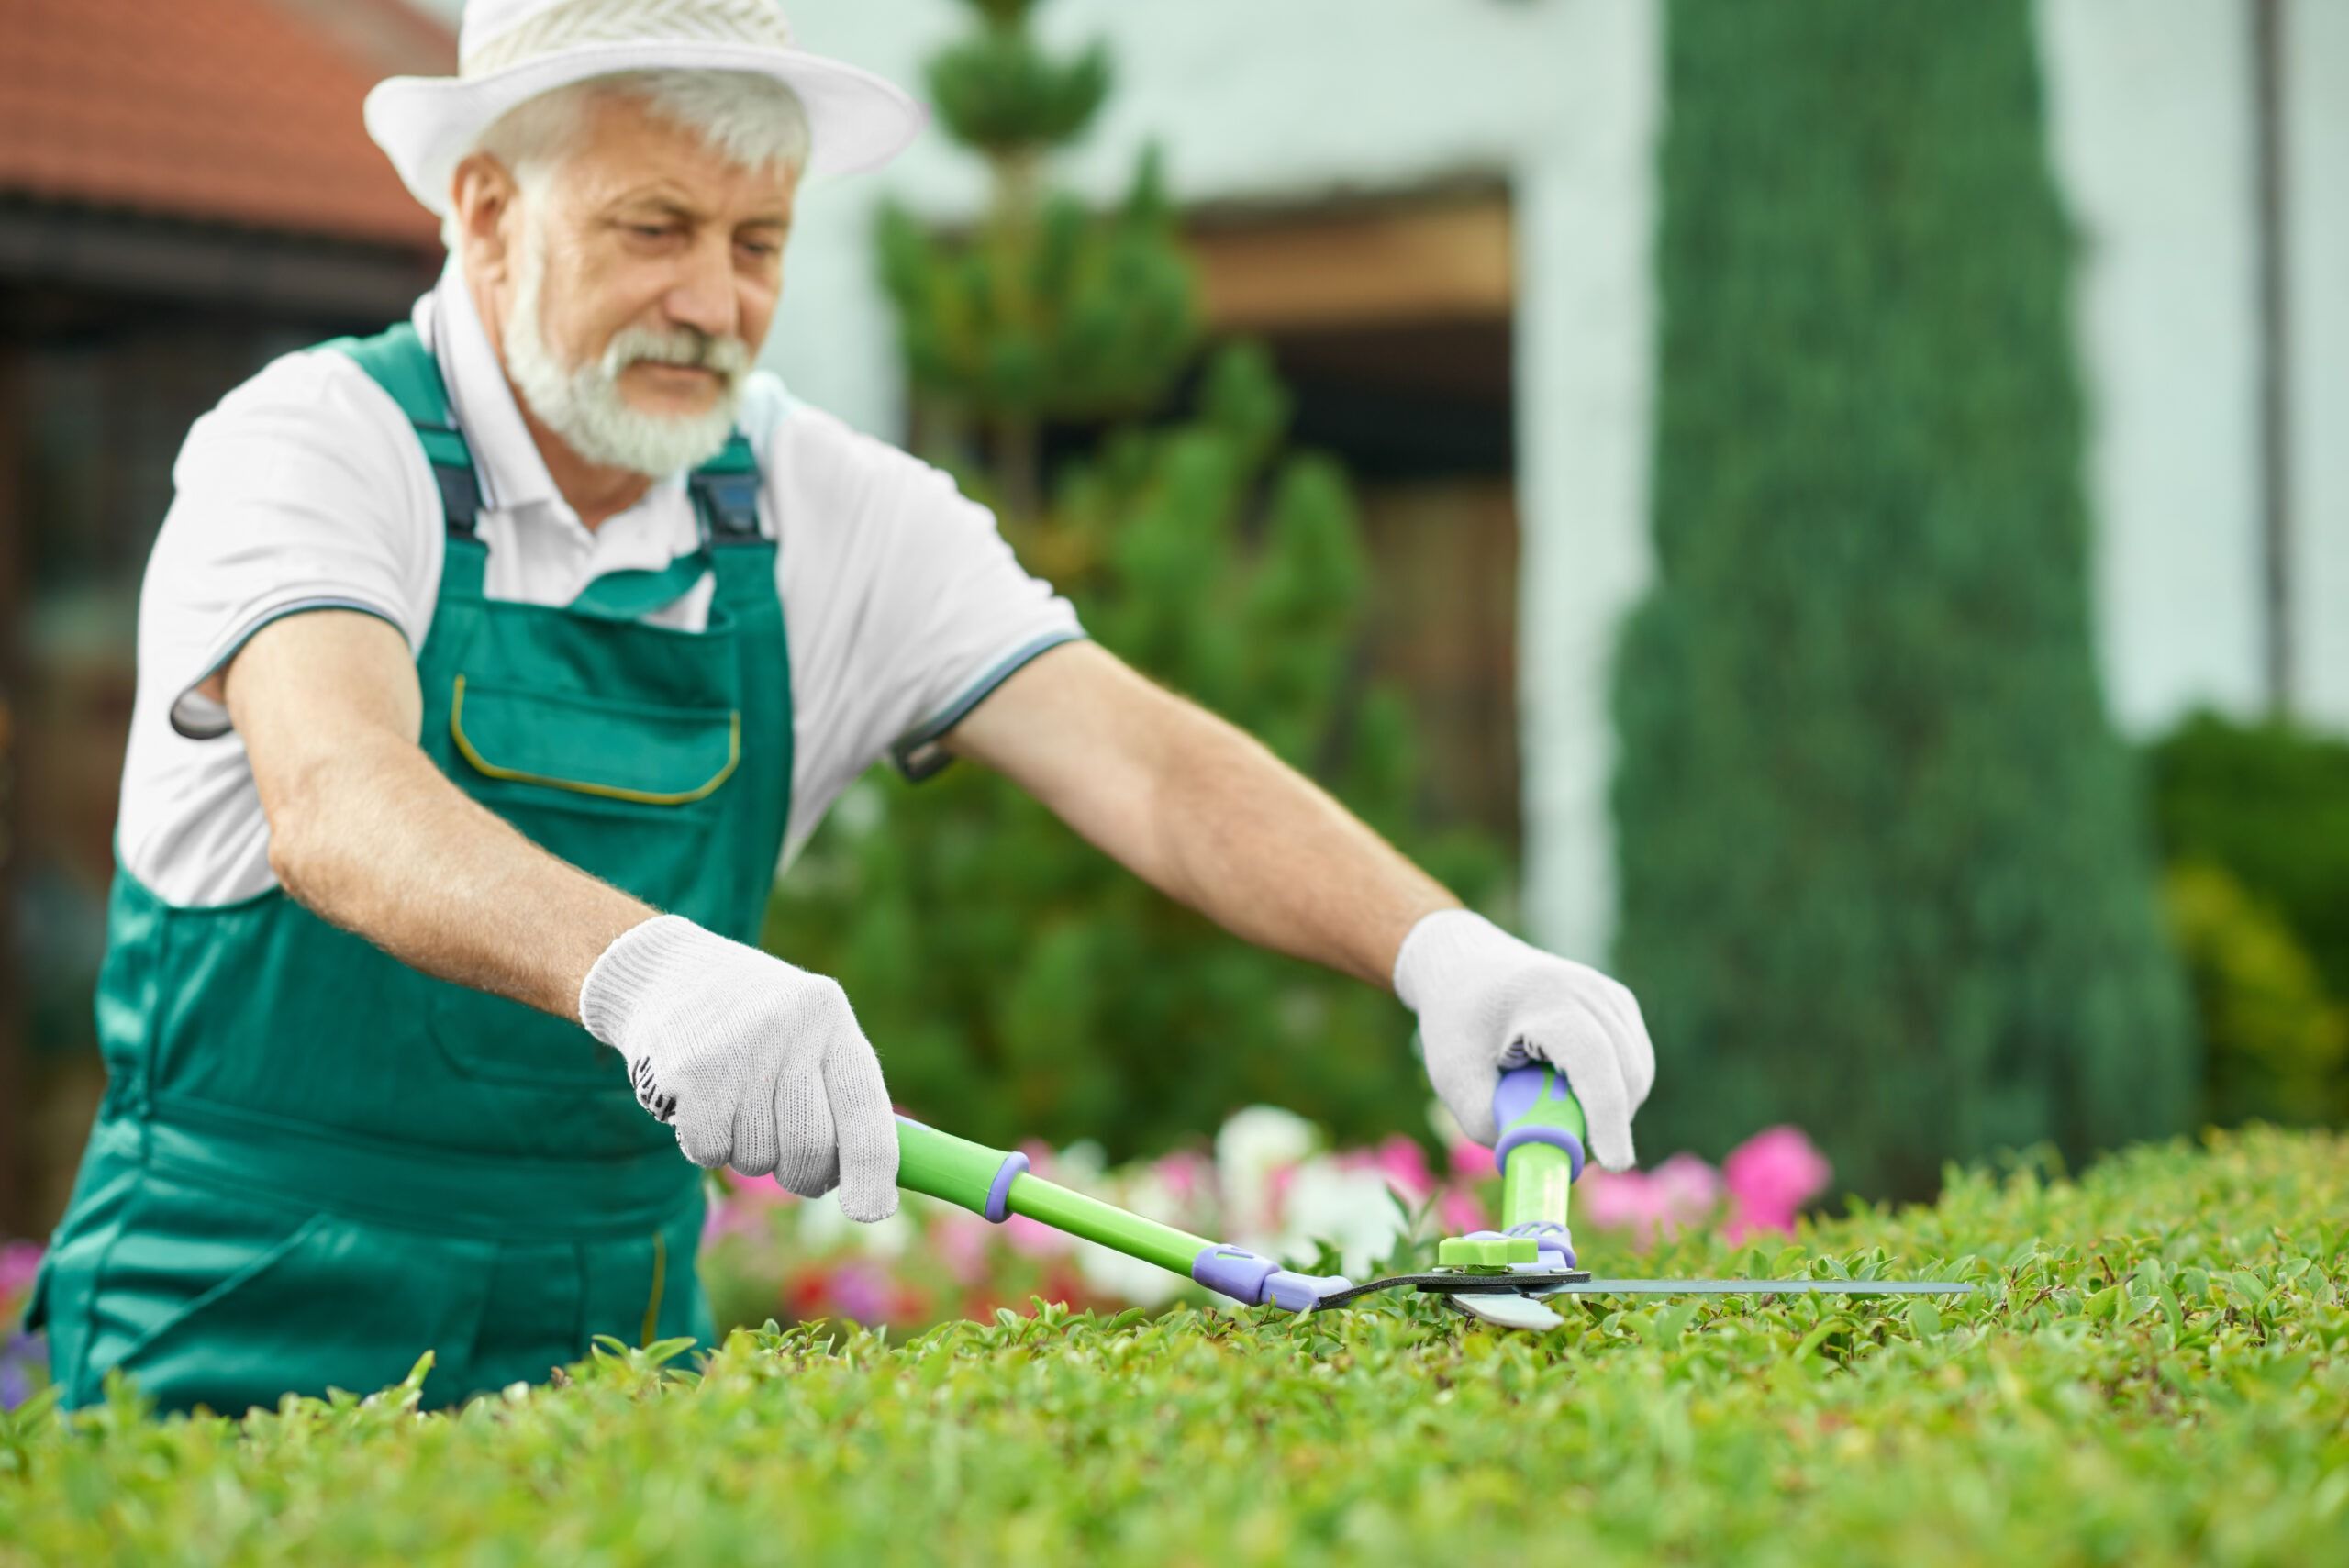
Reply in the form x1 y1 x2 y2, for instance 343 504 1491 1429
147 348 440 739
762 391 1084 860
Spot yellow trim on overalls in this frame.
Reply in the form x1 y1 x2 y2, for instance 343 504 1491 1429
450 674 742 805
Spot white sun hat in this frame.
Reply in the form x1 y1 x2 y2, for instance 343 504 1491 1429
363 0 926 215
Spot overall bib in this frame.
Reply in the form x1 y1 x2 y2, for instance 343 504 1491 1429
27 324 792 1415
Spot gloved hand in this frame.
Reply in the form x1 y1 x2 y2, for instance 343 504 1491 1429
1393 908 1654 1171
578 915 898 1220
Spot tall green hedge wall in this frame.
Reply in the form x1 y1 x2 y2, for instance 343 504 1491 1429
1609 0 2195 1195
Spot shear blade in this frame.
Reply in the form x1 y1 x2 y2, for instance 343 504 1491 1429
1445 1292 1564 1331
1555 1279 1972 1296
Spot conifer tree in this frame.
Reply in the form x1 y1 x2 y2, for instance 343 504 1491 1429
1609 0 2194 1195
766 0 1501 1156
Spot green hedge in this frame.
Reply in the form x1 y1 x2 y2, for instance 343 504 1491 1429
5 1128 2343 1564
1610 0 2193 1195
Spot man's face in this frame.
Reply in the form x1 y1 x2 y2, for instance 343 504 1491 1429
465 89 798 475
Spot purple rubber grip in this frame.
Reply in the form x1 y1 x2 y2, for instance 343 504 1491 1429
1190 1245 1352 1310
1491 1064 1552 1127
984 1151 1029 1223
1192 1245 1278 1304
1491 1064 1586 1182
1494 1125 1586 1182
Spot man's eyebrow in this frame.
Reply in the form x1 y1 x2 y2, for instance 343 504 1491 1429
608 195 701 222
602 194 792 231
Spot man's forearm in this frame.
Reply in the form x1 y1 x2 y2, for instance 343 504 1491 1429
263 729 656 1018
1137 701 1460 988
224 611 655 1020
941 644 1458 989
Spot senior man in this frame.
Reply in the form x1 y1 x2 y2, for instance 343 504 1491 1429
28 0 1655 1416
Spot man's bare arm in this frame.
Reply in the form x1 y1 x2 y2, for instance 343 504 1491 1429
219 610 655 1018
941 641 1459 989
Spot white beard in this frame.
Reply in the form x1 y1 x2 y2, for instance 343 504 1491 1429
502 224 753 480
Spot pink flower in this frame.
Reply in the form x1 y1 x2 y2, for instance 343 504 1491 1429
1266 1163 1299 1229
1001 1215 1071 1258
702 1168 798 1242
930 1210 995 1284
1150 1151 1212 1207
1435 1187 1487 1235
1721 1127 1831 1241
1578 1153 1722 1246
826 1261 896 1324
723 1168 797 1207
1364 1136 1437 1205
0 1243 39 1303
1447 1140 1497 1182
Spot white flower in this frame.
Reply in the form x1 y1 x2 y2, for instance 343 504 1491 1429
1275 1161 1410 1278
1215 1106 1322 1248
1074 1242 1184 1307
789 1190 914 1258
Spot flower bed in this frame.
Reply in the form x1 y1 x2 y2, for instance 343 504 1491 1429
3 1125 2342 1564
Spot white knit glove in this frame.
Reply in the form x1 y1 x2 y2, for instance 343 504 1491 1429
578 916 899 1221
1395 909 1655 1172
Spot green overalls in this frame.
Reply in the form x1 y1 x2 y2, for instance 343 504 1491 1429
27 323 793 1416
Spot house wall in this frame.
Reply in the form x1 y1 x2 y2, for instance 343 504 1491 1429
2038 0 2349 736
2288 0 2349 730
2037 0 2265 734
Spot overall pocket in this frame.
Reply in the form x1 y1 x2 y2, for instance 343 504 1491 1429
433 675 740 1088
88 1165 491 1417
448 675 740 807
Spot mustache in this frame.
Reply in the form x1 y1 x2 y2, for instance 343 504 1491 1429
600 327 754 381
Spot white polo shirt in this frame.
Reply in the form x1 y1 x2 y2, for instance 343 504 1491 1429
117 267 1084 907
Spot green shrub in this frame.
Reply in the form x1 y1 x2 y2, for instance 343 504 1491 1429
2163 862 2348 1126
3 1129 2343 1565
2151 712 2349 1002
1609 0 2194 1196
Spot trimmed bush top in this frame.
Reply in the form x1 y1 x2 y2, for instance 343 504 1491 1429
4 1128 2344 1565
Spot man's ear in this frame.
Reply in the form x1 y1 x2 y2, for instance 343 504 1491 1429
449 154 522 283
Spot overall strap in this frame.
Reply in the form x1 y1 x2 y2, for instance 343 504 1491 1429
689 433 763 545
566 431 768 620
322 322 484 538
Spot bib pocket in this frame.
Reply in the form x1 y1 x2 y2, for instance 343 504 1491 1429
448 675 740 806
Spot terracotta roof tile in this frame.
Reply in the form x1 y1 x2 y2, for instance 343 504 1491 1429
0 0 451 249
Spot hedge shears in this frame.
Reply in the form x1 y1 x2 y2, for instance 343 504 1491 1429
896 1064 1969 1329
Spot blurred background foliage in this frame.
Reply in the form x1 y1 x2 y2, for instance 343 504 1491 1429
2151 714 2349 1128
1609 0 2195 1197
763 0 1505 1162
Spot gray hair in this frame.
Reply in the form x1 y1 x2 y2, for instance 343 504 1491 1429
446 68 812 249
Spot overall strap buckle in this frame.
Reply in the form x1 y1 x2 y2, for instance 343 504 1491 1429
688 433 763 544
322 322 485 539
420 424 483 539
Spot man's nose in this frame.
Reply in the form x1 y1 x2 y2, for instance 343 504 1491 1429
663 239 740 342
